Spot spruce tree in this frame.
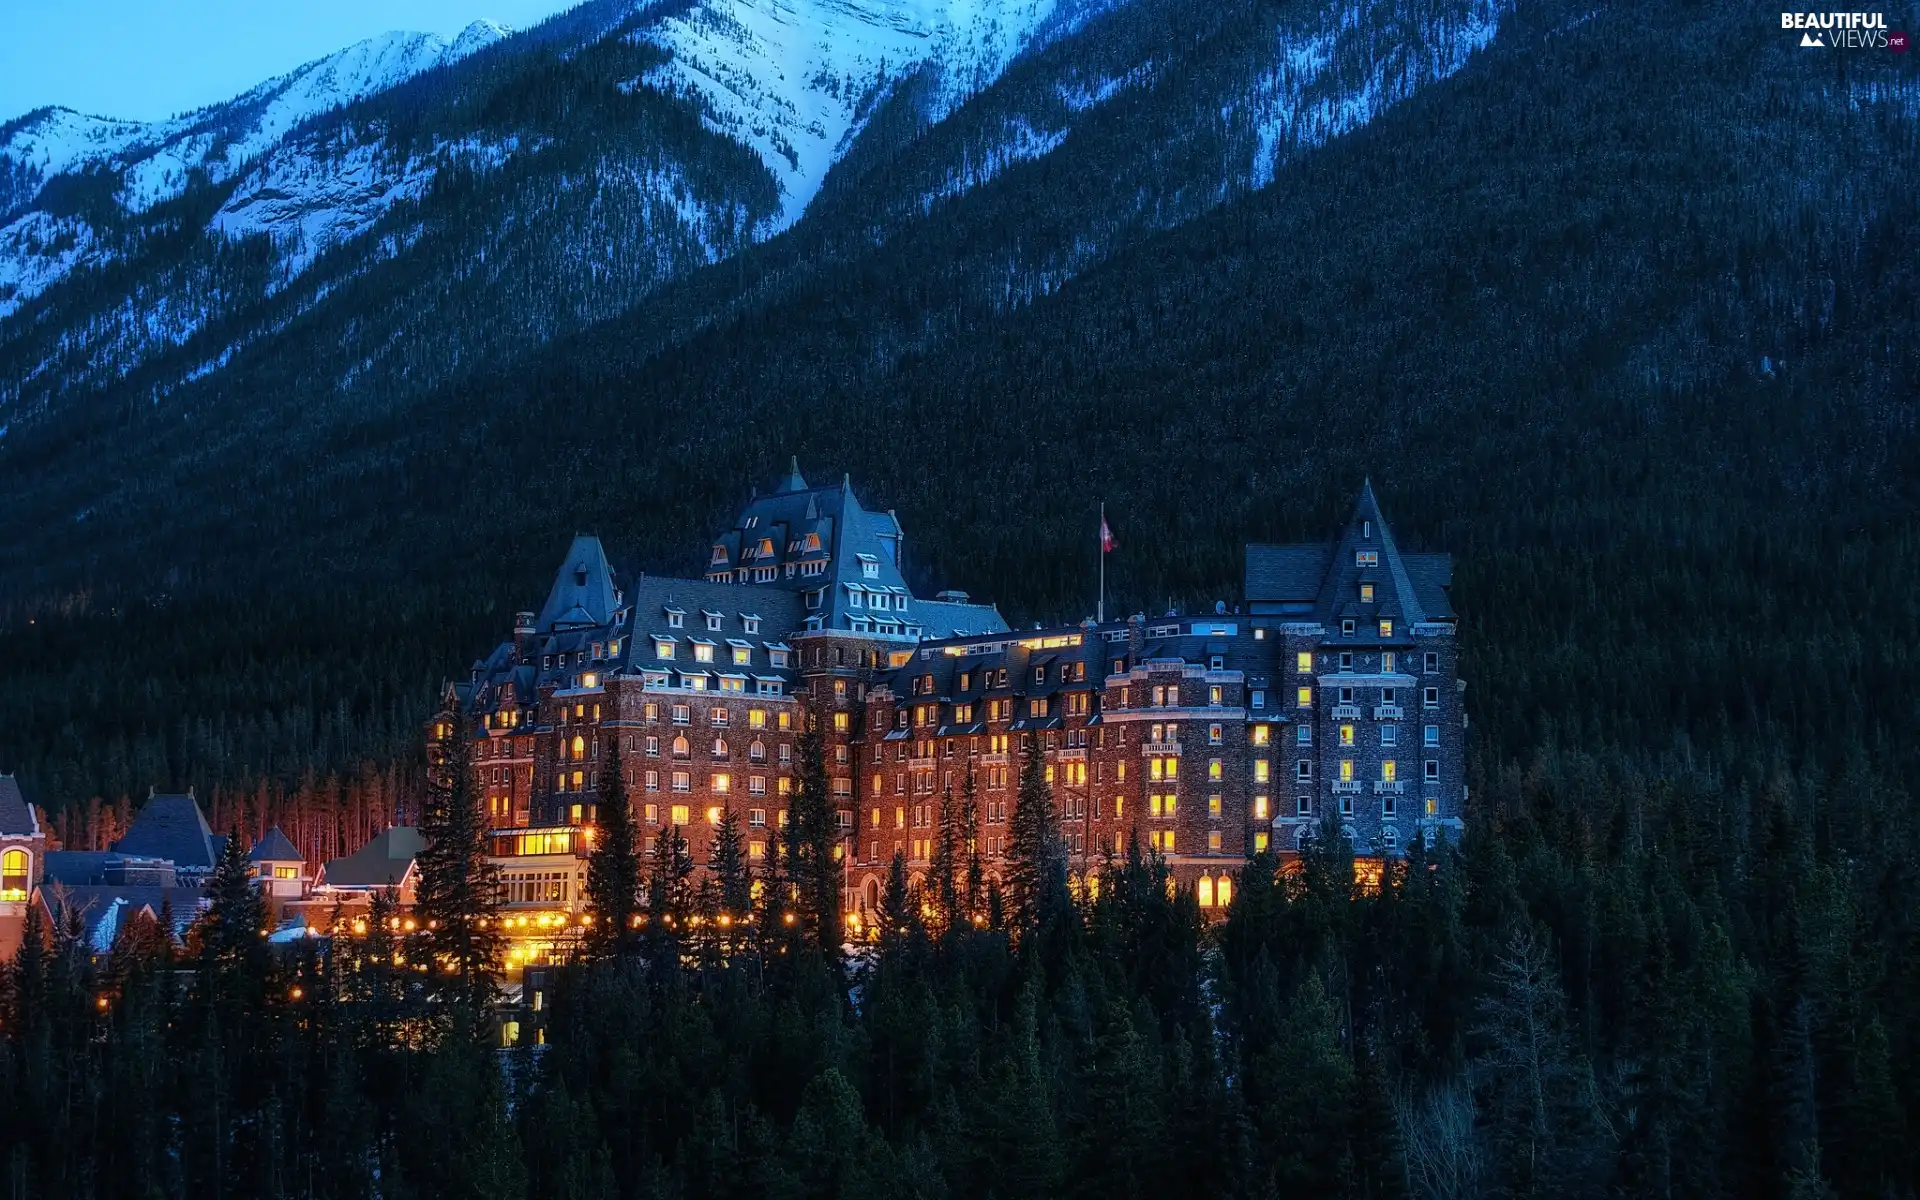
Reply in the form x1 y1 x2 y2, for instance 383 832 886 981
785 713 841 956
929 781 960 934
709 806 752 954
199 826 269 997
960 762 984 922
1007 734 1068 938
415 719 502 1006
584 734 640 959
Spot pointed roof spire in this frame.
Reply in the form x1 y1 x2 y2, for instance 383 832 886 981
777 456 809 494
536 534 617 630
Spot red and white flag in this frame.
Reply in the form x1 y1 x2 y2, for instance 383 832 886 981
1100 514 1118 553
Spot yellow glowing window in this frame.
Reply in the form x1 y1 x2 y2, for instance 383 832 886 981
732 647 751 665
1255 759 1270 782
1115 797 1125 818
694 643 715 663
1340 760 1354 782
713 773 732 793
1360 583 1374 603
894 807 906 829
834 712 850 732
1340 725 1355 747
571 770 584 790
1251 725 1269 746
1197 877 1215 907
1254 795 1269 819
273 866 298 879
1217 875 1232 906
1208 759 1223 782
748 841 766 860
2 848 31 899
870 808 881 828
1208 831 1223 851
1381 760 1397 782
1297 687 1312 707
1296 652 1313 674
1208 795 1222 818
571 735 586 760
1254 832 1270 853
749 709 767 729
670 805 690 826
1379 620 1393 637
1425 797 1438 816
657 640 675 658
583 672 598 688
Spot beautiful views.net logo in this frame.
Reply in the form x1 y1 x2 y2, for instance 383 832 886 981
1781 11 1902 48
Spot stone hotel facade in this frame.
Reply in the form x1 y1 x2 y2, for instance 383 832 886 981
442 464 1465 923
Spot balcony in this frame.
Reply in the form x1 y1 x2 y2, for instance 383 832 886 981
1373 780 1406 794
1373 704 1403 721
1331 704 1361 720
1332 781 1362 794
1142 741 1183 755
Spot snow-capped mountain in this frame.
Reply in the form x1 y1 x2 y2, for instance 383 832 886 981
0 0 1512 435
0 20 511 318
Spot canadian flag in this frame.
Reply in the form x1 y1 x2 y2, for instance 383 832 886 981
1100 515 1118 553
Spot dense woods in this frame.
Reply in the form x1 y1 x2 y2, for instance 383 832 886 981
1 0 1917 1193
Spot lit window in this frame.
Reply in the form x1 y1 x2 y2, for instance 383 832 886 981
1296 687 1312 708
834 712 850 732
1382 652 1395 673
1198 877 1215 907
694 643 715 663
1253 795 1269 819
670 804 690 825
1296 651 1313 673
1340 725 1355 747
1209 794 1222 818
1381 761 1396 782
1209 686 1223 706
713 773 731 793
1217 875 1232 906
1254 759 1270 782
1251 725 1269 746
1379 620 1393 638
1209 724 1223 744
1254 831 1270 852
1360 583 1374 602
1356 550 1378 567
2 848 30 900
1339 760 1354 782
656 639 675 659
1426 796 1439 816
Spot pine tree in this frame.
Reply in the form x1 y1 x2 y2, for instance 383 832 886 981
415 720 502 1006
929 781 961 934
960 761 984 923
709 806 752 953
199 825 269 995
584 734 640 959
785 713 840 956
646 815 695 946
1007 734 1068 939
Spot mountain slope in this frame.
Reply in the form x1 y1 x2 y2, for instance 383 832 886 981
2 0 1916 810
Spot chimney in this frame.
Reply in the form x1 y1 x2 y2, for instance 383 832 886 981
514 611 537 657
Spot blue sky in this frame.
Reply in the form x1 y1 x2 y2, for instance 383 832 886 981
0 0 577 123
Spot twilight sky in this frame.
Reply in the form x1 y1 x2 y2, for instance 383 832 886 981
0 0 578 123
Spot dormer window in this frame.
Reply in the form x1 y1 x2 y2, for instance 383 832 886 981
803 532 822 552
857 553 879 579
704 611 722 632
742 616 760 634
806 590 822 610
666 609 684 629
1356 550 1379 567
655 639 676 659
711 546 727 564
1379 619 1394 637
848 589 863 608
1360 583 1374 603
1342 619 1356 636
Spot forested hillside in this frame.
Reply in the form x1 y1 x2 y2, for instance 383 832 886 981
2 0 1919 1196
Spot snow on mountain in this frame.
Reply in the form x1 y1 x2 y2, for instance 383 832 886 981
0 20 512 312
0 212 97 321
1243 0 1504 188
639 0 1062 229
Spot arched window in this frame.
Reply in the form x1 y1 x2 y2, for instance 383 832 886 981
571 735 586 761
1197 876 1215 908
1216 874 1233 908
749 740 766 763
0 848 26 900
712 738 729 759
671 736 690 758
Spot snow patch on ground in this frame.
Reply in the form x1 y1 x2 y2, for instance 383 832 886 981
1057 60 1153 111
213 133 535 284
921 117 1066 210
640 0 1060 230
0 211 101 319
1246 0 1505 188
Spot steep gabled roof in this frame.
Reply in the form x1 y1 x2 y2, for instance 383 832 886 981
114 793 219 871
536 535 618 631
0 775 38 838
317 827 424 889
247 826 302 864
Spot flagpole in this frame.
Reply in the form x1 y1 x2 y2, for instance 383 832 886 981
1098 502 1106 624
